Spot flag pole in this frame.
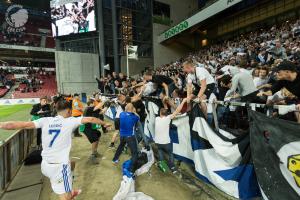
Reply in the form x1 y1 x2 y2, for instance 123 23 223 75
126 45 129 77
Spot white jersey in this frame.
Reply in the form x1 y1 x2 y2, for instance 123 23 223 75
33 116 82 164
187 67 215 86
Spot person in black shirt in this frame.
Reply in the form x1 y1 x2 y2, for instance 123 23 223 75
128 90 150 149
143 71 176 97
30 96 51 148
95 76 105 93
83 99 110 164
258 61 300 110
258 61 300 97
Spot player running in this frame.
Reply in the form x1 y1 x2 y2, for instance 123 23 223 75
0 98 111 200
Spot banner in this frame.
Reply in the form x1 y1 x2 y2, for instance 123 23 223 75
104 98 300 199
144 101 260 199
249 110 300 200
0 98 40 105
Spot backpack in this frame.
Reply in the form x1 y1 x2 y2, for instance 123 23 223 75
24 150 42 165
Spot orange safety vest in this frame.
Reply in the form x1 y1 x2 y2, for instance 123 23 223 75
66 97 73 102
72 99 83 117
93 100 101 107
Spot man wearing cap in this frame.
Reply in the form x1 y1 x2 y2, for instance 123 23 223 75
258 61 300 110
258 61 300 98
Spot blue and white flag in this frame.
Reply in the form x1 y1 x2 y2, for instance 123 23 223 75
144 101 260 199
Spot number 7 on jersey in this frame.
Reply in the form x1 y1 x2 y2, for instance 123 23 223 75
48 129 61 147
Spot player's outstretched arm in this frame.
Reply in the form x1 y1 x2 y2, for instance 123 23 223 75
0 121 36 130
81 117 111 128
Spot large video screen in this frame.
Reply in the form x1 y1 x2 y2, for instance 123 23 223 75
50 0 96 37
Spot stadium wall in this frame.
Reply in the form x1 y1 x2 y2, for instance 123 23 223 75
55 51 100 95
120 57 153 76
0 129 35 193
153 23 192 67
157 0 198 25
153 0 198 67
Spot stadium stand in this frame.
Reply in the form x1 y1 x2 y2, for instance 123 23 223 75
0 66 57 99
13 73 57 98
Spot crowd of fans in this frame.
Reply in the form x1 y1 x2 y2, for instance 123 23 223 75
0 67 14 88
0 65 56 95
7 17 299 196
95 19 300 128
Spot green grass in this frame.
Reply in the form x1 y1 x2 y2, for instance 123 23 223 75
0 104 32 141
0 104 32 118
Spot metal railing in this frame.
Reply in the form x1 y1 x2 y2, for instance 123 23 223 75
0 129 36 195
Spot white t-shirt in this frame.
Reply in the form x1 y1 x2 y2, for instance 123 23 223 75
33 115 82 164
187 67 215 86
154 115 172 144
220 65 233 75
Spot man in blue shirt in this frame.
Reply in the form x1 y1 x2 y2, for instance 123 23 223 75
112 103 139 173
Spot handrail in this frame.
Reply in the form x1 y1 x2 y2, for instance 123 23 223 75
0 129 35 193
98 93 299 112
0 130 24 147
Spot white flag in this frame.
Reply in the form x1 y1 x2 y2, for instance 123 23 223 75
104 64 110 70
127 45 138 60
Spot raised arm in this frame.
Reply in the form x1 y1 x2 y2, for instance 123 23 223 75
0 121 36 130
93 101 105 111
162 82 169 97
132 81 145 89
81 117 111 128
165 97 177 111
170 98 187 119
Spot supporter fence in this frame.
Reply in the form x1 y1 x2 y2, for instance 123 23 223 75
0 129 36 195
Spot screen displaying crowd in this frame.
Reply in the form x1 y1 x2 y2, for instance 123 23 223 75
51 0 96 37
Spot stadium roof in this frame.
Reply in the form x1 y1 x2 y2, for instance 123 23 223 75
158 0 243 43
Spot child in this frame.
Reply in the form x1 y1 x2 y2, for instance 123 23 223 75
154 98 187 173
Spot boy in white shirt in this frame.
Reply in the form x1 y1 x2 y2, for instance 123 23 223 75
0 98 111 200
154 98 187 173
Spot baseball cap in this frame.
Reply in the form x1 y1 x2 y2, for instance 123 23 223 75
74 93 80 97
273 61 298 72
